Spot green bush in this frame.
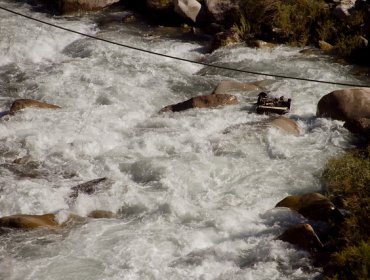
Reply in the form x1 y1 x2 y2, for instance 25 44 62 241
322 148 370 279
235 0 278 39
331 241 370 280
235 0 368 62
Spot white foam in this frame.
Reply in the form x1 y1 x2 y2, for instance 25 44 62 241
0 1 362 279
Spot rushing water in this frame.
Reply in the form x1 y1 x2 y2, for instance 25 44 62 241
0 1 368 280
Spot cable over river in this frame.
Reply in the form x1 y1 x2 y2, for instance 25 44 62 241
0 1 368 279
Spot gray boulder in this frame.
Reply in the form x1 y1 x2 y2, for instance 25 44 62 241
174 0 202 23
317 88 370 121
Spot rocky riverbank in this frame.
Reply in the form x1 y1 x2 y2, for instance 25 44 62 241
25 0 370 66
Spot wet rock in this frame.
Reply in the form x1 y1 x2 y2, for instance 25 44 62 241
212 28 241 49
13 155 33 165
317 88 370 121
59 0 120 15
212 80 263 94
278 223 324 252
88 210 116 219
319 40 334 51
9 99 61 114
69 177 112 199
344 117 370 137
276 193 342 222
250 40 276 49
269 116 300 136
174 0 202 23
0 214 59 230
159 93 239 113
223 116 299 136
0 161 45 179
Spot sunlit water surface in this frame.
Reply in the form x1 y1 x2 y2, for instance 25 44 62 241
0 1 367 279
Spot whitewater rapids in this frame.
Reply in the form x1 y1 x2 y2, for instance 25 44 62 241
0 1 367 279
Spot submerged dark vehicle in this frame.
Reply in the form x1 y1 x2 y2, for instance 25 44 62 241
256 92 291 115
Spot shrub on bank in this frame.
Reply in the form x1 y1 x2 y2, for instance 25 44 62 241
322 148 370 279
235 0 369 64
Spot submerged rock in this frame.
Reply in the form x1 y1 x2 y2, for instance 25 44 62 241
278 223 324 252
276 193 342 222
9 99 61 114
0 214 59 230
317 88 370 122
223 116 300 136
69 177 112 199
269 116 300 136
344 117 370 137
159 93 239 113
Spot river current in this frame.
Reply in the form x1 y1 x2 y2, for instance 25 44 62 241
0 1 368 279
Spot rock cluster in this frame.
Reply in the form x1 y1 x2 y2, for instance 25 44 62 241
0 178 117 231
275 192 344 261
274 87 370 263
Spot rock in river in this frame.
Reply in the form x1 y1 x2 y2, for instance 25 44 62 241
160 93 239 113
0 214 59 230
317 88 370 122
9 99 61 114
278 223 324 252
276 192 342 222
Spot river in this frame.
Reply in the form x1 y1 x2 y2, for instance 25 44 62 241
0 1 367 279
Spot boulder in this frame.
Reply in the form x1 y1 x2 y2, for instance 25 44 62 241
276 193 342 222
278 224 324 252
316 88 370 121
269 116 300 136
9 99 60 114
319 40 334 51
159 93 239 113
205 0 239 25
344 117 370 137
0 214 59 230
174 0 202 23
212 80 261 94
58 0 120 15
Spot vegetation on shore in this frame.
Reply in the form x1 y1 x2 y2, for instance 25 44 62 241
234 0 369 64
322 147 370 279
